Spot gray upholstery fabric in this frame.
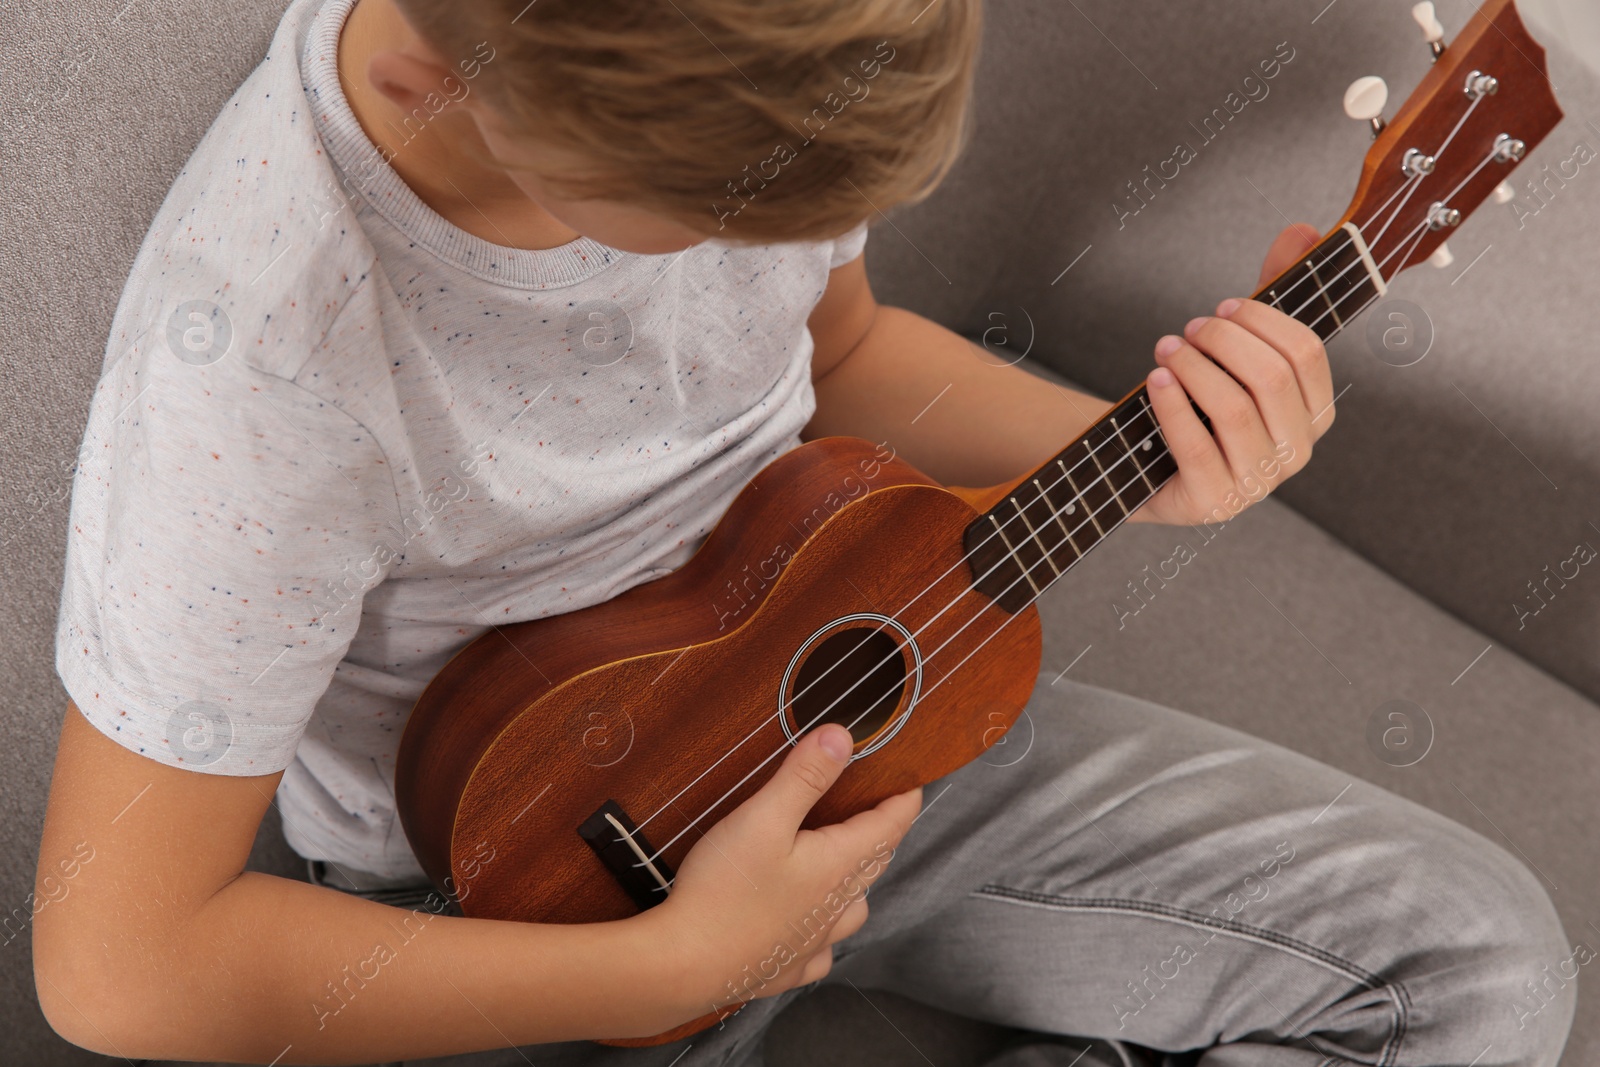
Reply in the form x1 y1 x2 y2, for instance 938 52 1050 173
2 1 1594 1065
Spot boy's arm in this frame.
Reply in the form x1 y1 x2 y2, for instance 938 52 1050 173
803 254 1112 493
32 703 681 1063
802 224 1335 526
35 702 916 1063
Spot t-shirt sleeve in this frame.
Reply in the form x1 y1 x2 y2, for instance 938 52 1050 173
54 323 400 776
828 219 870 269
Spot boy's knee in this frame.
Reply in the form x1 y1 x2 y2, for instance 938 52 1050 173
1489 865 1575 1052
1469 832 1568 964
1423 827 1575 1063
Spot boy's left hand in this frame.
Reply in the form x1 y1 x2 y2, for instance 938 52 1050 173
1134 222 1336 527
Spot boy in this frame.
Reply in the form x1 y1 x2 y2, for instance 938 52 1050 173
35 0 1572 1065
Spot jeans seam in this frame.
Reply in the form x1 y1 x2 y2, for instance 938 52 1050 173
970 884 1409 1067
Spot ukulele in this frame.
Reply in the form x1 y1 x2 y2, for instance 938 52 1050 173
395 0 1561 1045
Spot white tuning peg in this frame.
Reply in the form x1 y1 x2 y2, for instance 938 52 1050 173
1429 242 1454 269
1412 2 1446 59
1494 180 1517 204
1344 76 1389 137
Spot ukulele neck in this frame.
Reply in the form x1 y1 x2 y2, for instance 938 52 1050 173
960 230 1371 614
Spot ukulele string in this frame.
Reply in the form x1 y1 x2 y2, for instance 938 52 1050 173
631 414 1173 867
725 188 1455 798
849 260 1423 728
895 134 1499 718
681 150 1503 851
628 409 1170 844
629 145 1500 862
1365 91 1487 256
900 279 1415 713
1304 221 1429 336
899 272 1418 715
851 209 1451 736
823 202 1456 739
631 207 1428 857
702 143 1488 778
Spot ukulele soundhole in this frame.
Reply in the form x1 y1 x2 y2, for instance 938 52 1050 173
780 613 924 759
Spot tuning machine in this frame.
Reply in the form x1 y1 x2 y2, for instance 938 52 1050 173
1344 76 1389 138
1402 148 1436 177
1465 70 1500 99
1412 2 1446 60
1493 133 1527 163
1426 202 1462 231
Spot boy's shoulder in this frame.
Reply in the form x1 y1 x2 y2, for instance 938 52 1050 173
107 0 375 387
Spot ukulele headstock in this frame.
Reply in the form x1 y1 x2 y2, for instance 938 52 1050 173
1338 0 1563 280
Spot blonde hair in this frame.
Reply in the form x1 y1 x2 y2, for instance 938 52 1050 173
392 0 983 243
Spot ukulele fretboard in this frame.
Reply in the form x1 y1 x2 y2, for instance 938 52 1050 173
961 231 1369 614
962 389 1176 612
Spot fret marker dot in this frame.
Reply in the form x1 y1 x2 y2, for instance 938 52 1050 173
1065 503 1076 514
1141 440 1152 451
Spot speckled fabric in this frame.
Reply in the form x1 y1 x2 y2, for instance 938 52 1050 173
53 0 869 879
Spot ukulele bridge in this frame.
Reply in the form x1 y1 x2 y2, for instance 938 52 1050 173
577 799 675 912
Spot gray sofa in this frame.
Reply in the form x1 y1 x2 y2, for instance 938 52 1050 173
4 1 1596 1065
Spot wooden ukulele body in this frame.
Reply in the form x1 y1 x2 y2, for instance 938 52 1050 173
395 435 1042 978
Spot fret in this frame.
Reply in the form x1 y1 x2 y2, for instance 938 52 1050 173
1272 236 1349 319
1304 259 1345 331
1048 463 1081 525
1123 396 1177 486
1032 477 1083 569
1309 240 1369 341
1262 257 1317 327
964 386 1179 613
1140 427 1180 487
1110 410 1157 494
1086 437 1131 518
1014 469 1080 576
1058 453 1106 538
1325 265 1376 341
1115 393 1166 492
1009 496 1061 578
986 512 1042 595
1260 233 1378 343
1099 395 1160 512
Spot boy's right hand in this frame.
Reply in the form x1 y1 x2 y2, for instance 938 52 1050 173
644 722 923 1023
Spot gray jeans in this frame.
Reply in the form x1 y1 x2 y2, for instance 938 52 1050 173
307 670 1575 1067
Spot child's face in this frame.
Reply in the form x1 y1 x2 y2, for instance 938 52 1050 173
471 110 713 257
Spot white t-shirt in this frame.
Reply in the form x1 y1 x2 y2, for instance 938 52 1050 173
54 0 870 880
